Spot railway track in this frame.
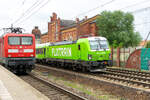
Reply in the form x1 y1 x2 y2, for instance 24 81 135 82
107 67 150 77
99 68 150 88
36 64 150 89
34 64 150 100
20 73 87 100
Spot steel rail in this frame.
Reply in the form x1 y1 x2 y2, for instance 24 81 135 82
29 73 88 100
104 71 150 82
107 68 150 77
100 74 150 88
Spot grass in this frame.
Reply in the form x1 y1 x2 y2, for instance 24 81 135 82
34 70 127 100
40 72 125 100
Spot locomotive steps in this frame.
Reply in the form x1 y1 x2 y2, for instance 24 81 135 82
35 64 150 100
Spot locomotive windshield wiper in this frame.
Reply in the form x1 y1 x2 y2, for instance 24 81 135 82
96 45 99 51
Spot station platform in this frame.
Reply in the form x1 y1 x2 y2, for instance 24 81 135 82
0 65 49 100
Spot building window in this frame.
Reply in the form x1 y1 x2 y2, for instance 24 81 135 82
69 36 73 41
55 22 59 41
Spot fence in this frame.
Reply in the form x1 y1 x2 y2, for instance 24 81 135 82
111 47 138 67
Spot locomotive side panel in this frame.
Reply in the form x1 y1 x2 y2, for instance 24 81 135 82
0 37 6 64
48 43 79 60
0 38 3 63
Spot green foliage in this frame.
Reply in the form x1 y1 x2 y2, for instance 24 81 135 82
96 10 142 48
146 41 150 48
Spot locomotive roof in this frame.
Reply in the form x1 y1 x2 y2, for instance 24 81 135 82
36 42 51 48
3 33 34 37
87 36 107 41
51 41 77 46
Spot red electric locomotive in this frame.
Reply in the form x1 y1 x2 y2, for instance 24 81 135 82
0 33 35 73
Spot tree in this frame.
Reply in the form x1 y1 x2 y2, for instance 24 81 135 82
146 41 150 48
96 10 142 48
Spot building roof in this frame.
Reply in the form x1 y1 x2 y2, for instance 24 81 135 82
79 14 99 25
41 32 48 36
60 20 76 27
61 23 77 31
60 15 99 31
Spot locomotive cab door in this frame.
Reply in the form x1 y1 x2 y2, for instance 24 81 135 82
78 44 81 60
44 48 46 57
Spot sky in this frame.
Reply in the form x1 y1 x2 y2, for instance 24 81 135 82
0 0 150 39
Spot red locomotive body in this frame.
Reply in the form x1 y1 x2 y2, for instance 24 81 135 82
0 33 35 73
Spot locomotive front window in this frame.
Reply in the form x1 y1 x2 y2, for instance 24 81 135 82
89 40 100 50
8 37 20 45
22 37 33 45
99 40 109 49
89 40 109 50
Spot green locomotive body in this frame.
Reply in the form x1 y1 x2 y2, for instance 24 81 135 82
36 43 50 63
36 36 111 72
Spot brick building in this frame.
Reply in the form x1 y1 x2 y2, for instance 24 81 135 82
41 12 99 43
32 26 41 39
41 32 49 43
32 26 41 44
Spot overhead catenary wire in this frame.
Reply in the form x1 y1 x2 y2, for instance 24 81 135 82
13 0 43 24
132 6 150 14
143 31 150 47
71 0 150 20
132 6 150 38
134 21 150 26
75 0 115 18
120 0 150 10
13 0 46 25
16 0 51 25
67 0 150 33
22 0 26 5
73 0 150 20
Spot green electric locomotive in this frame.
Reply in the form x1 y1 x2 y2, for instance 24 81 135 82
36 36 111 72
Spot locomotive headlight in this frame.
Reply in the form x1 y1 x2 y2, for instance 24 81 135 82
30 54 34 57
8 54 11 57
88 54 92 60
109 54 111 59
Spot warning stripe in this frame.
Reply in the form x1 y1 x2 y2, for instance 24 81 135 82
0 80 13 100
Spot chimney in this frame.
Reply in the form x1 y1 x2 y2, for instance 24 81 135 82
85 16 87 20
35 26 38 29
50 17 53 21
76 18 79 23
58 17 60 25
53 12 57 20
